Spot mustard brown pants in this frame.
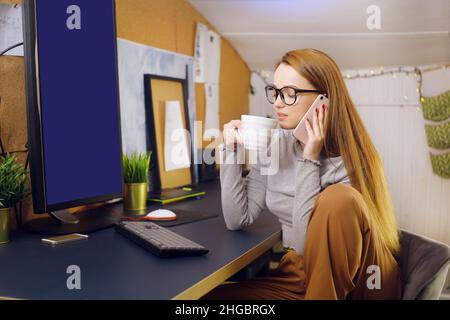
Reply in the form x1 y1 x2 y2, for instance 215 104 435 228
202 184 402 300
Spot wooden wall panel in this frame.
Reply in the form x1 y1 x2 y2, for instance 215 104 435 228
0 56 27 152
220 42 251 127
116 0 178 52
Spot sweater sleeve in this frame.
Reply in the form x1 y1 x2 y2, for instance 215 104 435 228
292 158 322 255
218 144 268 231
292 156 351 255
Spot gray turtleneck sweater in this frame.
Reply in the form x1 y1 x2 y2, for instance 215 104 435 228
218 128 351 255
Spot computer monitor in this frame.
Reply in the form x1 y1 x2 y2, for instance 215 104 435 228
22 0 124 234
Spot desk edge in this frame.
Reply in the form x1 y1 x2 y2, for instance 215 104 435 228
171 230 282 300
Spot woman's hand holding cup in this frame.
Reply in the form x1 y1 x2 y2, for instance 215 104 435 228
223 120 244 149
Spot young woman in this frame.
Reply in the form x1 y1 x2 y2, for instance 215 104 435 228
203 49 402 300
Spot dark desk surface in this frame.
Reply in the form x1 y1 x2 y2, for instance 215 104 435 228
0 179 281 300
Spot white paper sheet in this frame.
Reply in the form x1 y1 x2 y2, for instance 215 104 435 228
204 29 221 84
194 23 221 137
0 4 23 56
203 83 220 139
194 23 221 84
194 23 208 83
164 101 191 171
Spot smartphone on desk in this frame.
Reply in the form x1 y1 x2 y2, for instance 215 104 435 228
293 94 329 145
42 233 88 245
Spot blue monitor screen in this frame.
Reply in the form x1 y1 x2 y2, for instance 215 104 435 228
35 0 123 206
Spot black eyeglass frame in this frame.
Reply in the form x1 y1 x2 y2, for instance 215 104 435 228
265 85 324 106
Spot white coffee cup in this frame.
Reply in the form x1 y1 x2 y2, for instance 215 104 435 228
239 115 278 151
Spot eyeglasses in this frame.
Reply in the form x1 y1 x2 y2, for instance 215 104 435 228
265 85 322 106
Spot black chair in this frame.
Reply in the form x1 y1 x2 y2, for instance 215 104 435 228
396 230 450 300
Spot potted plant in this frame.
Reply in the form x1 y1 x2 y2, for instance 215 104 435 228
0 154 30 244
122 151 152 212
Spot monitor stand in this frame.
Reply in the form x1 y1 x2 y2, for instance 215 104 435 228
22 203 124 235
49 210 80 224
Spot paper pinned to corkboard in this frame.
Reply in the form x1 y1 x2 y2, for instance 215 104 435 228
0 3 23 56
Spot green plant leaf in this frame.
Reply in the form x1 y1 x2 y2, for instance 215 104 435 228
122 151 152 183
0 154 30 208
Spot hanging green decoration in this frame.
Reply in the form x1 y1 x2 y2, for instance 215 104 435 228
425 122 450 150
420 88 450 179
429 152 450 179
421 90 450 122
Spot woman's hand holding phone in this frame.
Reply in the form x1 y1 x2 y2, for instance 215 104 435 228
302 104 328 161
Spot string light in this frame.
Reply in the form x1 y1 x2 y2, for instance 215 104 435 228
343 64 450 112
343 64 449 81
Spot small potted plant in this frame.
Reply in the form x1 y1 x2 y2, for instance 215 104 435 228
0 154 30 244
122 151 152 212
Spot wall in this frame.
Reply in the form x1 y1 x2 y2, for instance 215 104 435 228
0 0 250 225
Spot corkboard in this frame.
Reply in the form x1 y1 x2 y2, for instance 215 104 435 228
147 78 192 189
0 0 18 5
0 56 27 153
0 0 250 222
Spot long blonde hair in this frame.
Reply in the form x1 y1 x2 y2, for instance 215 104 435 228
277 49 400 254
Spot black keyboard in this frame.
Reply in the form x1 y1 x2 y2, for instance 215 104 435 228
115 221 209 258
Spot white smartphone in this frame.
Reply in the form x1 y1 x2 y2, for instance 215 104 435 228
41 233 88 245
292 94 329 145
